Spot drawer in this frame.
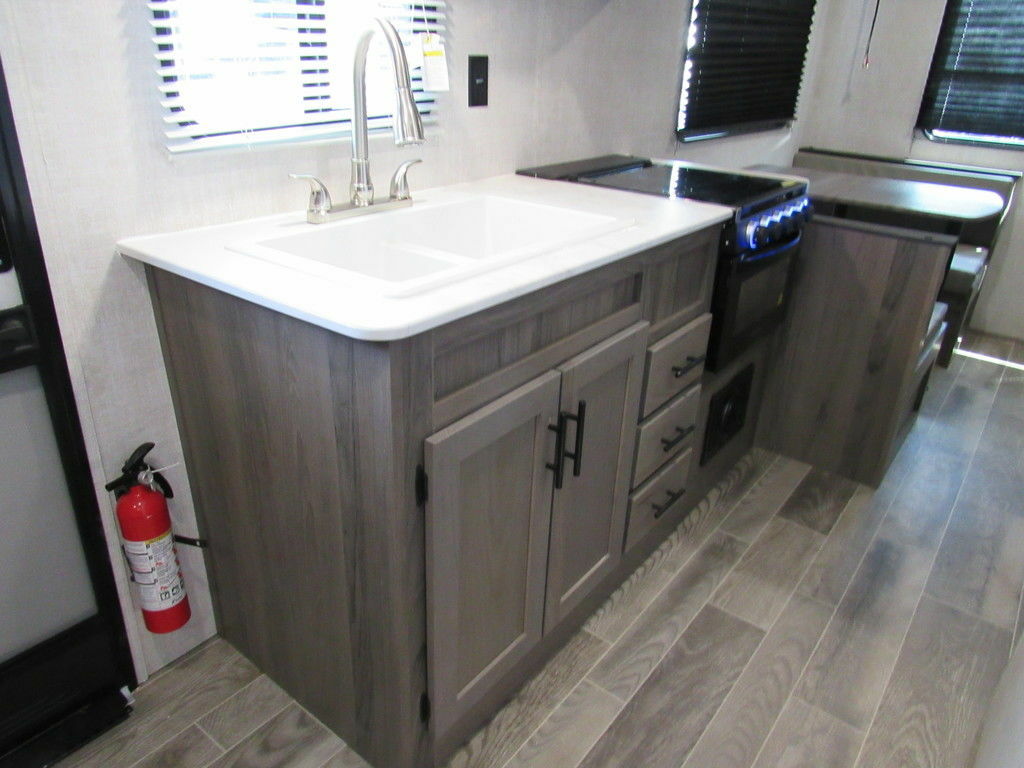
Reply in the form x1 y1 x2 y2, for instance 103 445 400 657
625 446 693 552
641 313 712 417
633 384 700 487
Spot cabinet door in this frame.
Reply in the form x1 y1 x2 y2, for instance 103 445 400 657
425 371 560 738
544 322 648 631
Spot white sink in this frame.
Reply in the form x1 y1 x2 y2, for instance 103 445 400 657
227 195 635 297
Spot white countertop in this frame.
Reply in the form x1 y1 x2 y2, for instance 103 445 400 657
118 174 732 341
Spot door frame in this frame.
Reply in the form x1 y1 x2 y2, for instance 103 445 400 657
0 52 135 764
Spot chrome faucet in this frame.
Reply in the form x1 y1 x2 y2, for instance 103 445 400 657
292 17 425 224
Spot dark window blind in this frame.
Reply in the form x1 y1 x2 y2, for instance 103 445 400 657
917 0 1024 141
677 0 816 141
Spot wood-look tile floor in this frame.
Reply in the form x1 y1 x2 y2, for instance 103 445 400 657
57 331 1024 768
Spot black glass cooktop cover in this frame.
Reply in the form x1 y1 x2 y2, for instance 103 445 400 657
579 163 800 207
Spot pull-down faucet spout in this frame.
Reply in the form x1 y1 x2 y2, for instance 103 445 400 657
350 17 425 207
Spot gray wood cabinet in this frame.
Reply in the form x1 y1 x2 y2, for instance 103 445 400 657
424 323 647 738
545 323 647 630
142 225 721 768
758 216 953 485
425 372 561 740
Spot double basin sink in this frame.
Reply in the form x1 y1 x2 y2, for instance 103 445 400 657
228 195 636 297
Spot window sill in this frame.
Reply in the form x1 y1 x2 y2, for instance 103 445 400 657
921 129 1024 152
676 119 791 144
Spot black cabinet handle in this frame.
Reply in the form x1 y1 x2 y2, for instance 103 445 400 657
563 400 587 477
660 424 695 452
546 415 567 490
651 487 686 519
671 355 706 379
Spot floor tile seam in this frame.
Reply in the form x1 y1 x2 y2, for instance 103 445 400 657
848 433 975 768
703 435 917 761
688 588 826 768
921 587 1019 635
771 499 898 741
203 696 295 755
794 481 887 601
720 460 811 544
135 637 229 697
583 519 723 646
117 723 201 768
646 602 767 768
777 481 859 539
494 628 617 768
498 679 626 768
787 355 978 722
583 454 768 646
191 721 230 767
316 745 348 768
712 514 831 638
1014 588 1024 655
591 543 757 715
586 461 766 648
187 673 268 741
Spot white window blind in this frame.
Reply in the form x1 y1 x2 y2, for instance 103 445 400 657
149 0 446 153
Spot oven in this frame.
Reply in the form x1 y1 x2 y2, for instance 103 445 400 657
518 155 810 372
708 196 809 370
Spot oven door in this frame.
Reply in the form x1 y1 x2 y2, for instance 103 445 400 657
708 233 801 371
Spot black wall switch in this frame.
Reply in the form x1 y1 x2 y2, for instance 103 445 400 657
468 55 488 107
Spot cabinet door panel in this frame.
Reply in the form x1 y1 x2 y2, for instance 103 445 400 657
545 322 648 631
425 371 560 738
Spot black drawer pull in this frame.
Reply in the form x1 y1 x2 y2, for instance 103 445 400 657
546 415 567 490
671 355 706 378
563 400 587 477
651 487 686 519
661 424 695 452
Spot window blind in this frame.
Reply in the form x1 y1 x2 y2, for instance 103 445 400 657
149 0 445 153
917 0 1024 144
677 0 816 141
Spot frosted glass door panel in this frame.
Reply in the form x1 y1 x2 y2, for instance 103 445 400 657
0 270 21 310
0 366 97 663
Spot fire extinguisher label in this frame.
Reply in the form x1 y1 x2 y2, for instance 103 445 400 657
123 531 187 612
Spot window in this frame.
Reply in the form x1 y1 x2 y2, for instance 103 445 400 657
676 0 816 142
150 0 445 153
918 0 1024 147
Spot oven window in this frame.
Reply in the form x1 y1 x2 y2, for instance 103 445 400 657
735 257 793 336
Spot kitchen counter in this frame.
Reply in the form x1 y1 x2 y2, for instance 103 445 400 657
118 174 731 341
751 163 1005 222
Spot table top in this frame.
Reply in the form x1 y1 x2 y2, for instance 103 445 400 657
751 164 1005 222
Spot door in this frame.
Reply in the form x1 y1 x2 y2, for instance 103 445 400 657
0 58 133 765
425 371 560 739
544 322 647 630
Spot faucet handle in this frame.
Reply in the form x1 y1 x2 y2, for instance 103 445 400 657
389 159 422 201
290 173 332 215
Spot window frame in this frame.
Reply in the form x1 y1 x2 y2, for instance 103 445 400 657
149 0 445 154
675 0 817 144
917 0 1024 150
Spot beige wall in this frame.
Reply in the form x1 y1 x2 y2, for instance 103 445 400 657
800 0 1024 341
0 0 820 677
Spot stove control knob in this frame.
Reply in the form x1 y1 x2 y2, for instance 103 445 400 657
744 221 768 249
782 213 799 237
767 220 784 242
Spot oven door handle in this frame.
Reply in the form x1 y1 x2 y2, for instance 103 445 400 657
738 232 802 267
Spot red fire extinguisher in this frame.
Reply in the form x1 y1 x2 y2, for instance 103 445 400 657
105 443 191 634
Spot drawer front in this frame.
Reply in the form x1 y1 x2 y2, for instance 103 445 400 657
642 313 712 417
633 384 700 487
625 446 693 551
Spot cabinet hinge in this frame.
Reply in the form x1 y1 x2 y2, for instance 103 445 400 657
420 691 431 723
415 464 428 507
